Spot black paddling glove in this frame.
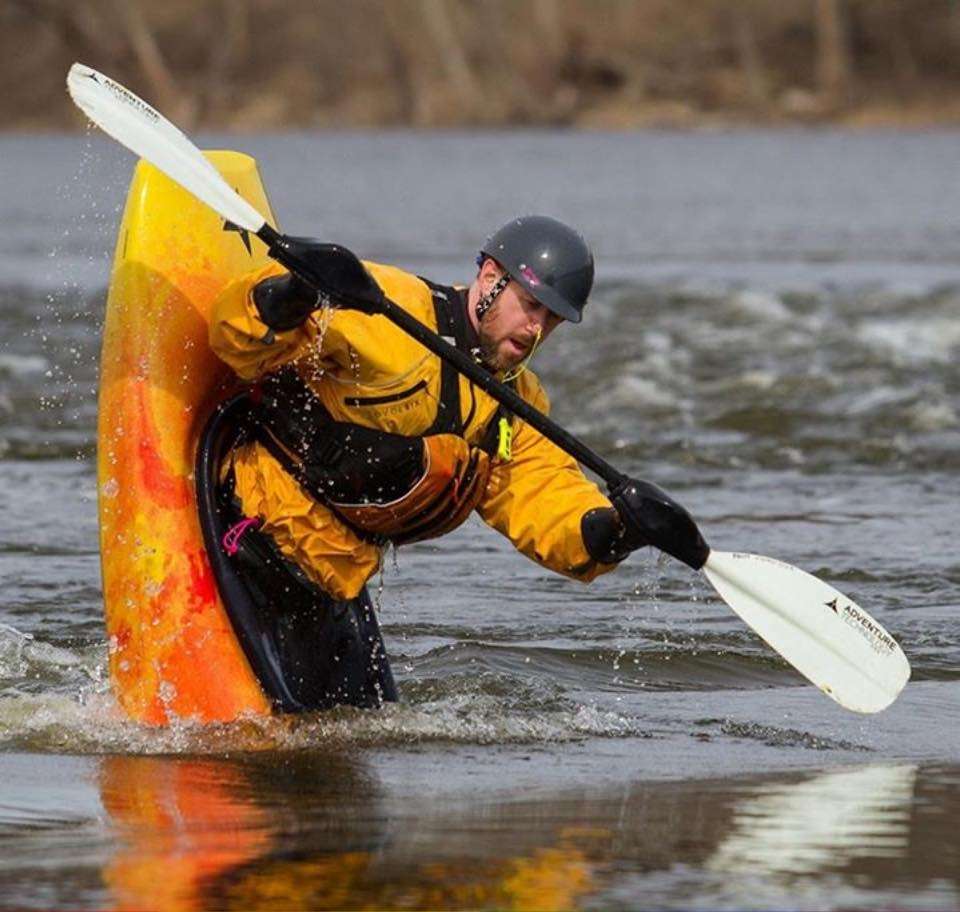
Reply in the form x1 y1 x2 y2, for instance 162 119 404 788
260 237 386 318
583 478 709 570
611 478 709 570
252 271 319 331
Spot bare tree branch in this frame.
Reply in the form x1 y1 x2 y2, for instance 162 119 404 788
815 0 852 111
111 0 196 127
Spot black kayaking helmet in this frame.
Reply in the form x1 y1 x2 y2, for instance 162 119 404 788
477 215 594 324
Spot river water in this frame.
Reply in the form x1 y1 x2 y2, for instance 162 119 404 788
0 130 958 910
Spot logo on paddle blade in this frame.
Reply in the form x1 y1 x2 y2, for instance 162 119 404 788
95 71 161 124
826 598 897 655
223 218 252 255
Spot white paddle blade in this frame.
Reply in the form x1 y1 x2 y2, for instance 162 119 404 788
67 63 266 233
703 551 910 713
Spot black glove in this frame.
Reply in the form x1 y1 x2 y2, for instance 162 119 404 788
253 270 319 331
610 478 709 570
257 236 386 327
582 478 709 569
582 506 645 564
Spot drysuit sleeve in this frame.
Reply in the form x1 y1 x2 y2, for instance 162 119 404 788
476 376 620 582
209 262 332 380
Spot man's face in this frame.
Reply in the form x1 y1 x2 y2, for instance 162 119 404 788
477 269 563 372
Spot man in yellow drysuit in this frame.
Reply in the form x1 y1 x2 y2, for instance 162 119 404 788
206 216 708 712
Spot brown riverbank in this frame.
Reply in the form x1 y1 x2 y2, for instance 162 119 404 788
7 0 960 132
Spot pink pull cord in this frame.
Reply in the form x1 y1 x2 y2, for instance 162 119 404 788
222 517 262 556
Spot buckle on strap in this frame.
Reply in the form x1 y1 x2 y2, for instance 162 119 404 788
496 416 513 462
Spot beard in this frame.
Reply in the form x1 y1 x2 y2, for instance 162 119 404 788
477 301 509 371
478 330 524 373
477 331 510 372
476 301 531 372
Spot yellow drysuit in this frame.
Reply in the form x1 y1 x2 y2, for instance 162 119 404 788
210 260 618 600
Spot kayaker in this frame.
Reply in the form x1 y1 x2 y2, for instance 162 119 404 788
206 216 708 710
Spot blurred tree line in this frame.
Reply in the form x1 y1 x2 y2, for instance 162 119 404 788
6 0 960 130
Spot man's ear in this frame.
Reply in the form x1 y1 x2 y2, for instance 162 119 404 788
478 257 503 289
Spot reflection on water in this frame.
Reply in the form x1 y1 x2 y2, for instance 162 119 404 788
101 757 273 912
699 764 960 911
98 752 596 912
709 764 916 877
100 751 398 912
2 753 935 911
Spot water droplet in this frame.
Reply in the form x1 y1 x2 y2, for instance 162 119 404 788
158 680 177 704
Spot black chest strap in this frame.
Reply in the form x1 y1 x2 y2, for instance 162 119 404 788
422 279 468 436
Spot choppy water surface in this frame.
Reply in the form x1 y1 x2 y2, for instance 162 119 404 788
0 131 958 910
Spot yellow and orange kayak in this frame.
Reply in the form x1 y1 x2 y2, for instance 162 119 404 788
98 152 275 724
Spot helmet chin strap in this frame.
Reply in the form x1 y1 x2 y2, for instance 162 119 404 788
475 274 510 323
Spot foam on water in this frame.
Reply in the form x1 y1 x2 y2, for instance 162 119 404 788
0 353 49 378
857 316 960 366
0 680 645 756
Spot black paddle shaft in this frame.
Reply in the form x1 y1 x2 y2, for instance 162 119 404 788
256 224 627 491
